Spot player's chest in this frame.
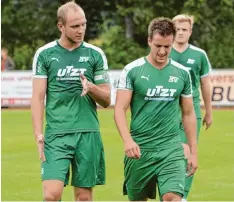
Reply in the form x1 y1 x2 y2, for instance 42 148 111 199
134 70 184 98
47 52 94 79
179 54 201 74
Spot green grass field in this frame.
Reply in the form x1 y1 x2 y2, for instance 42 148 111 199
2 109 234 201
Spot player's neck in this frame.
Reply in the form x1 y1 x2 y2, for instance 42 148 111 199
58 38 82 51
173 42 189 53
146 55 169 70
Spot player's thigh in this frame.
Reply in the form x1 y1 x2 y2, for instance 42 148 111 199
162 192 182 201
42 133 76 183
157 146 185 199
43 180 64 200
124 152 157 201
72 132 105 187
73 187 93 201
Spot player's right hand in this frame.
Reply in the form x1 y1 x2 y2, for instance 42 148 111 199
124 138 141 159
36 135 46 162
187 153 198 177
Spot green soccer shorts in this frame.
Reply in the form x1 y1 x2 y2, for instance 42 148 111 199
41 132 105 187
123 145 185 201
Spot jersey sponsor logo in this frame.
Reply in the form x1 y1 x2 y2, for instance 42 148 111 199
79 57 89 62
145 85 177 101
56 66 87 81
168 76 179 83
187 58 195 64
141 75 150 81
51 57 59 62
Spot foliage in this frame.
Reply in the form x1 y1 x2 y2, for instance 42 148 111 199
1 0 107 70
182 0 234 68
90 25 148 69
1 0 234 69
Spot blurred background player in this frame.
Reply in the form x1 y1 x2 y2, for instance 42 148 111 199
1 47 15 71
31 1 110 201
169 14 213 201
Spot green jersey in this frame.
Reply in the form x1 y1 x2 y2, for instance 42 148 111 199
170 45 212 118
32 40 109 135
117 57 192 149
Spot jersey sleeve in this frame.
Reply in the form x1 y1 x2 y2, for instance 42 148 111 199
117 67 133 90
93 50 109 85
32 49 48 78
200 51 212 78
181 69 193 97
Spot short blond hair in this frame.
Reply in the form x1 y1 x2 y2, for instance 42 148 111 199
57 1 84 25
172 14 194 29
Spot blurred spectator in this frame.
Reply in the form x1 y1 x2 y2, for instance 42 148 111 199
1 48 15 71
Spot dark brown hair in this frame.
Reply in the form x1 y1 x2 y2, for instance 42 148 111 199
148 17 176 39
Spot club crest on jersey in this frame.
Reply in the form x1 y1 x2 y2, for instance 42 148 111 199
168 76 178 83
56 66 86 81
187 58 195 64
144 85 177 101
79 57 89 62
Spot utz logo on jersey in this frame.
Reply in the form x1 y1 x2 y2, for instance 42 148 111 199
56 66 87 81
144 85 177 101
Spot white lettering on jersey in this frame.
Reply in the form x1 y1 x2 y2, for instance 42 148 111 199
168 76 179 83
187 59 195 64
145 85 177 101
56 66 86 80
79 57 89 62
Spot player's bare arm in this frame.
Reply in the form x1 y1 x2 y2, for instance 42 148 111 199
201 76 213 130
181 96 198 176
31 78 47 162
114 90 141 159
80 74 111 108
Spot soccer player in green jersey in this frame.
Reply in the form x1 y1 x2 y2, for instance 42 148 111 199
31 2 111 201
170 14 213 201
114 17 197 201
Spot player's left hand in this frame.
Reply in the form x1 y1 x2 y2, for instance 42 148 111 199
202 112 213 130
80 74 91 96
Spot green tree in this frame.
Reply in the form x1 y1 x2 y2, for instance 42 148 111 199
1 0 107 69
183 0 234 68
2 0 234 69
110 0 234 68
